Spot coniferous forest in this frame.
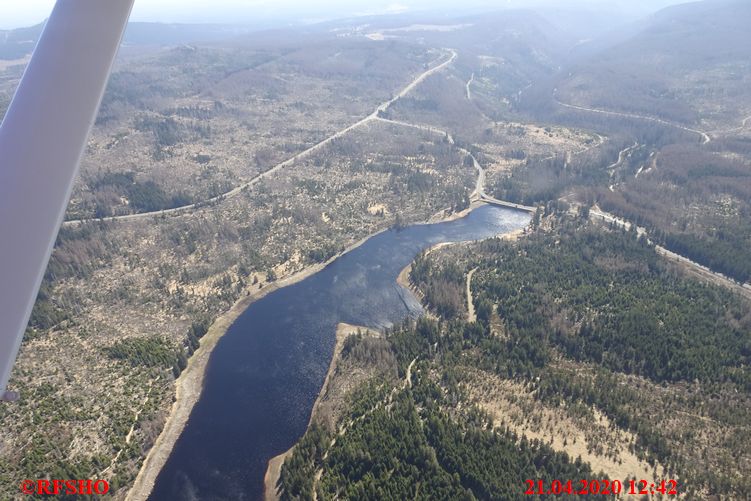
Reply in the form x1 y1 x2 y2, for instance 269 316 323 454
281 214 751 499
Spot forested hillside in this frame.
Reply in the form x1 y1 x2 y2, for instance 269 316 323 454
501 0 751 288
283 213 751 499
280 320 602 501
3 1 750 499
418 214 751 498
553 0 751 128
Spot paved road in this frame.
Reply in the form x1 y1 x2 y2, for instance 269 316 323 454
374 116 535 213
377 49 457 114
464 149 534 211
554 93 711 144
375 117 455 144
374 117 535 213
64 50 458 227
589 207 750 299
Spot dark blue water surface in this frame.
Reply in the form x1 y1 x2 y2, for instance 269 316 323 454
149 205 529 500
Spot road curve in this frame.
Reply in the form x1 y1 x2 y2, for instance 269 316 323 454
710 114 751 135
607 142 639 172
64 50 458 227
373 116 535 213
554 94 711 145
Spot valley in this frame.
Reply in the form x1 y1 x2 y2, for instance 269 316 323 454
1 1 750 500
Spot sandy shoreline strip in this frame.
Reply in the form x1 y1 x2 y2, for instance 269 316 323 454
263 220 527 498
125 229 387 501
396 224 526 291
396 242 451 288
126 201 526 500
263 323 374 501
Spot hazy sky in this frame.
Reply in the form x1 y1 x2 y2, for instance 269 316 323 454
6 1 440 28
0 0 688 29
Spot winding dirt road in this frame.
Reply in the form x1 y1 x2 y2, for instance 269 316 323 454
373 116 535 212
607 142 639 172
466 72 474 100
466 267 478 322
710 114 751 135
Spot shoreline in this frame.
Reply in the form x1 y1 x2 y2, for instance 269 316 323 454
263 322 374 501
396 199 489 298
125 225 393 501
126 201 522 500
396 241 452 306
396 225 526 295
426 198 483 224
263 221 530 499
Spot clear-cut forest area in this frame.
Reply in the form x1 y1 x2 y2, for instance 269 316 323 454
1 1 750 500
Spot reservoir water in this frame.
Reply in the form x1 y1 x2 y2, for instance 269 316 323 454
149 205 530 500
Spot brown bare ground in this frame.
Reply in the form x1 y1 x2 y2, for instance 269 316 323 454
463 367 665 486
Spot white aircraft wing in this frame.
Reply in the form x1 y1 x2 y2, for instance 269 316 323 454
0 0 135 401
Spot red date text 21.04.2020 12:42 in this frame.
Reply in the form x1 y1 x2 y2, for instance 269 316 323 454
525 479 679 496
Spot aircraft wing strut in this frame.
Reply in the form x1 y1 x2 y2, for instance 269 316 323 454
0 0 135 401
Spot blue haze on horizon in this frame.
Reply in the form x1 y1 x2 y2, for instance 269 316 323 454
0 0 691 30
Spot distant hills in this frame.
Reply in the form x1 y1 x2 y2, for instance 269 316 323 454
0 22 258 60
554 0 751 126
0 23 43 59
